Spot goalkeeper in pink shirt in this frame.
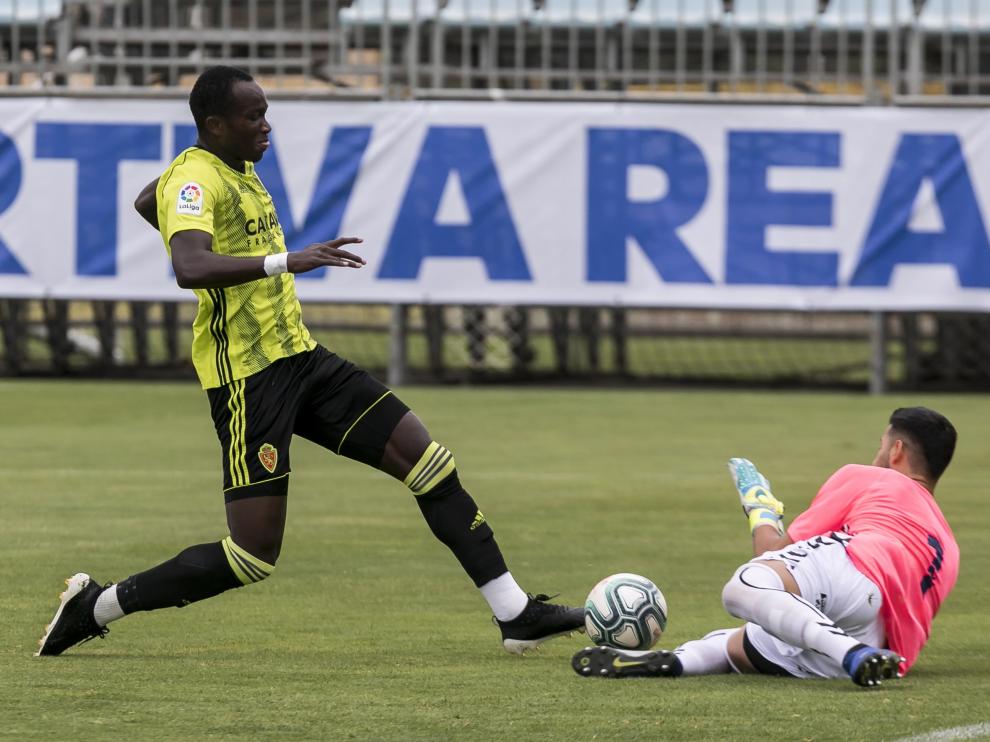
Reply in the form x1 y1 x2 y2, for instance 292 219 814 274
573 407 959 688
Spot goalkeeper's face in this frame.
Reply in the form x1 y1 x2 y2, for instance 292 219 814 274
872 427 893 469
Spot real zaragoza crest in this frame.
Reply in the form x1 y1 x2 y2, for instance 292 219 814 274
258 443 278 473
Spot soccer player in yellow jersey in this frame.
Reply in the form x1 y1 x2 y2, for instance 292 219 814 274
37 66 583 657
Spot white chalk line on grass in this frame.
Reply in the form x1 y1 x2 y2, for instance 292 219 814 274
891 722 990 742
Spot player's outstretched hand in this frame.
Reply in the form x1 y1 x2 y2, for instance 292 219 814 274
727 457 785 535
287 237 366 274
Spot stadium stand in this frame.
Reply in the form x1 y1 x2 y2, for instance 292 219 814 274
2 0 989 390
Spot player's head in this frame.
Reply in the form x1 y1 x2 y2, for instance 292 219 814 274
872 407 956 488
189 66 271 163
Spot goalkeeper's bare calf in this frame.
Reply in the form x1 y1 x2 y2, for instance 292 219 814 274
573 407 959 688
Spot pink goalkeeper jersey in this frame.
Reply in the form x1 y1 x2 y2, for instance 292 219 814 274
787 464 958 672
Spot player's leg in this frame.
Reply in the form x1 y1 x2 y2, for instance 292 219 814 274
725 624 796 676
99 493 284 617
225 494 287 564
38 365 297 657
378 411 518 604
722 558 861 665
373 406 585 653
573 628 742 678
721 535 902 686
677 628 741 675
36 493 285 657
97 370 298 615
294 347 583 653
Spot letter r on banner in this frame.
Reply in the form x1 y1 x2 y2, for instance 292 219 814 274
36 123 161 276
0 131 27 275
586 128 712 284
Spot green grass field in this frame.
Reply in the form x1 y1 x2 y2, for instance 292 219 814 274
2 382 988 741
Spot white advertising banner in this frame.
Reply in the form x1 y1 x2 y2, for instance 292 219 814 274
1 97 990 310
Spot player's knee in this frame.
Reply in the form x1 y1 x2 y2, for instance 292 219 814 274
404 441 457 496
221 536 276 586
721 569 746 617
721 562 783 618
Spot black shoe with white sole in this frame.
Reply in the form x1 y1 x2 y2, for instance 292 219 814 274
572 646 683 678
496 593 584 654
36 573 108 657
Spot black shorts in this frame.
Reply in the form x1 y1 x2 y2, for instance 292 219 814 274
207 345 410 502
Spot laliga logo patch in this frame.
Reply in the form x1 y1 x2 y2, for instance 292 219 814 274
258 443 278 473
176 182 204 215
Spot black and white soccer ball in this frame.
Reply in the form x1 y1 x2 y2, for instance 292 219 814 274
584 573 668 650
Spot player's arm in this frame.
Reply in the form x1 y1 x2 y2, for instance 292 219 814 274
753 527 791 556
727 458 789 557
134 178 160 230
169 230 366 290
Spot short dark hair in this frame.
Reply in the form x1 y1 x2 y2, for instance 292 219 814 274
889 407 957 482
189 66 254 132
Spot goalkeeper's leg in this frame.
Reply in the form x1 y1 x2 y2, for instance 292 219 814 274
674 629 738 675
721 537 900 686
722 560 860 664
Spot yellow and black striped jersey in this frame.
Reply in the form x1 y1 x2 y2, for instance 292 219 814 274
156 147 315 389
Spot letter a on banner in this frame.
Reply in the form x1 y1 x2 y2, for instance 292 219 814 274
379 126 531 280
852 133 990 288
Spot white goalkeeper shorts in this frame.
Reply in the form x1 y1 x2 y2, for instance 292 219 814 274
745 532 886 679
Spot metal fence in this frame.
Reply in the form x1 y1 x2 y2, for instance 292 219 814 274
4 299 989 392
4 1 990 102
3 1 990 392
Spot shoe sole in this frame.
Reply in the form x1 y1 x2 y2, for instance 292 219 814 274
36 572 91 657
503 626 584 655
572 646 679 678
853 653 904 687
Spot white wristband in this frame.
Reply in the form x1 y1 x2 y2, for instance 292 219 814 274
263 252 289 276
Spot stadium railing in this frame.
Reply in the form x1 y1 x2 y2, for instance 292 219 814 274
2 0 990 392
5 0 990 102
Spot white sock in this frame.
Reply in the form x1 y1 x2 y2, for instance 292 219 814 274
479 572 530 621
92 584 125 627
721 562 860 665
674 629 734 675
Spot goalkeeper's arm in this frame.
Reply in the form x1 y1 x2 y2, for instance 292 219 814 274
727 457 793 556
751 515 792 556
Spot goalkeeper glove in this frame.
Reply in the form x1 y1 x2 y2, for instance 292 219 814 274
727 457 785 536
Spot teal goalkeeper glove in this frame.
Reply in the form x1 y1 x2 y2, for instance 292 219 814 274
727 457 785 536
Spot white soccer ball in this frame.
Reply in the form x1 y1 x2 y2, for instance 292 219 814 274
584 573 668 650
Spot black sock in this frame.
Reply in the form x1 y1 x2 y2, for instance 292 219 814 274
115 541 243 613
415 472 509 587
